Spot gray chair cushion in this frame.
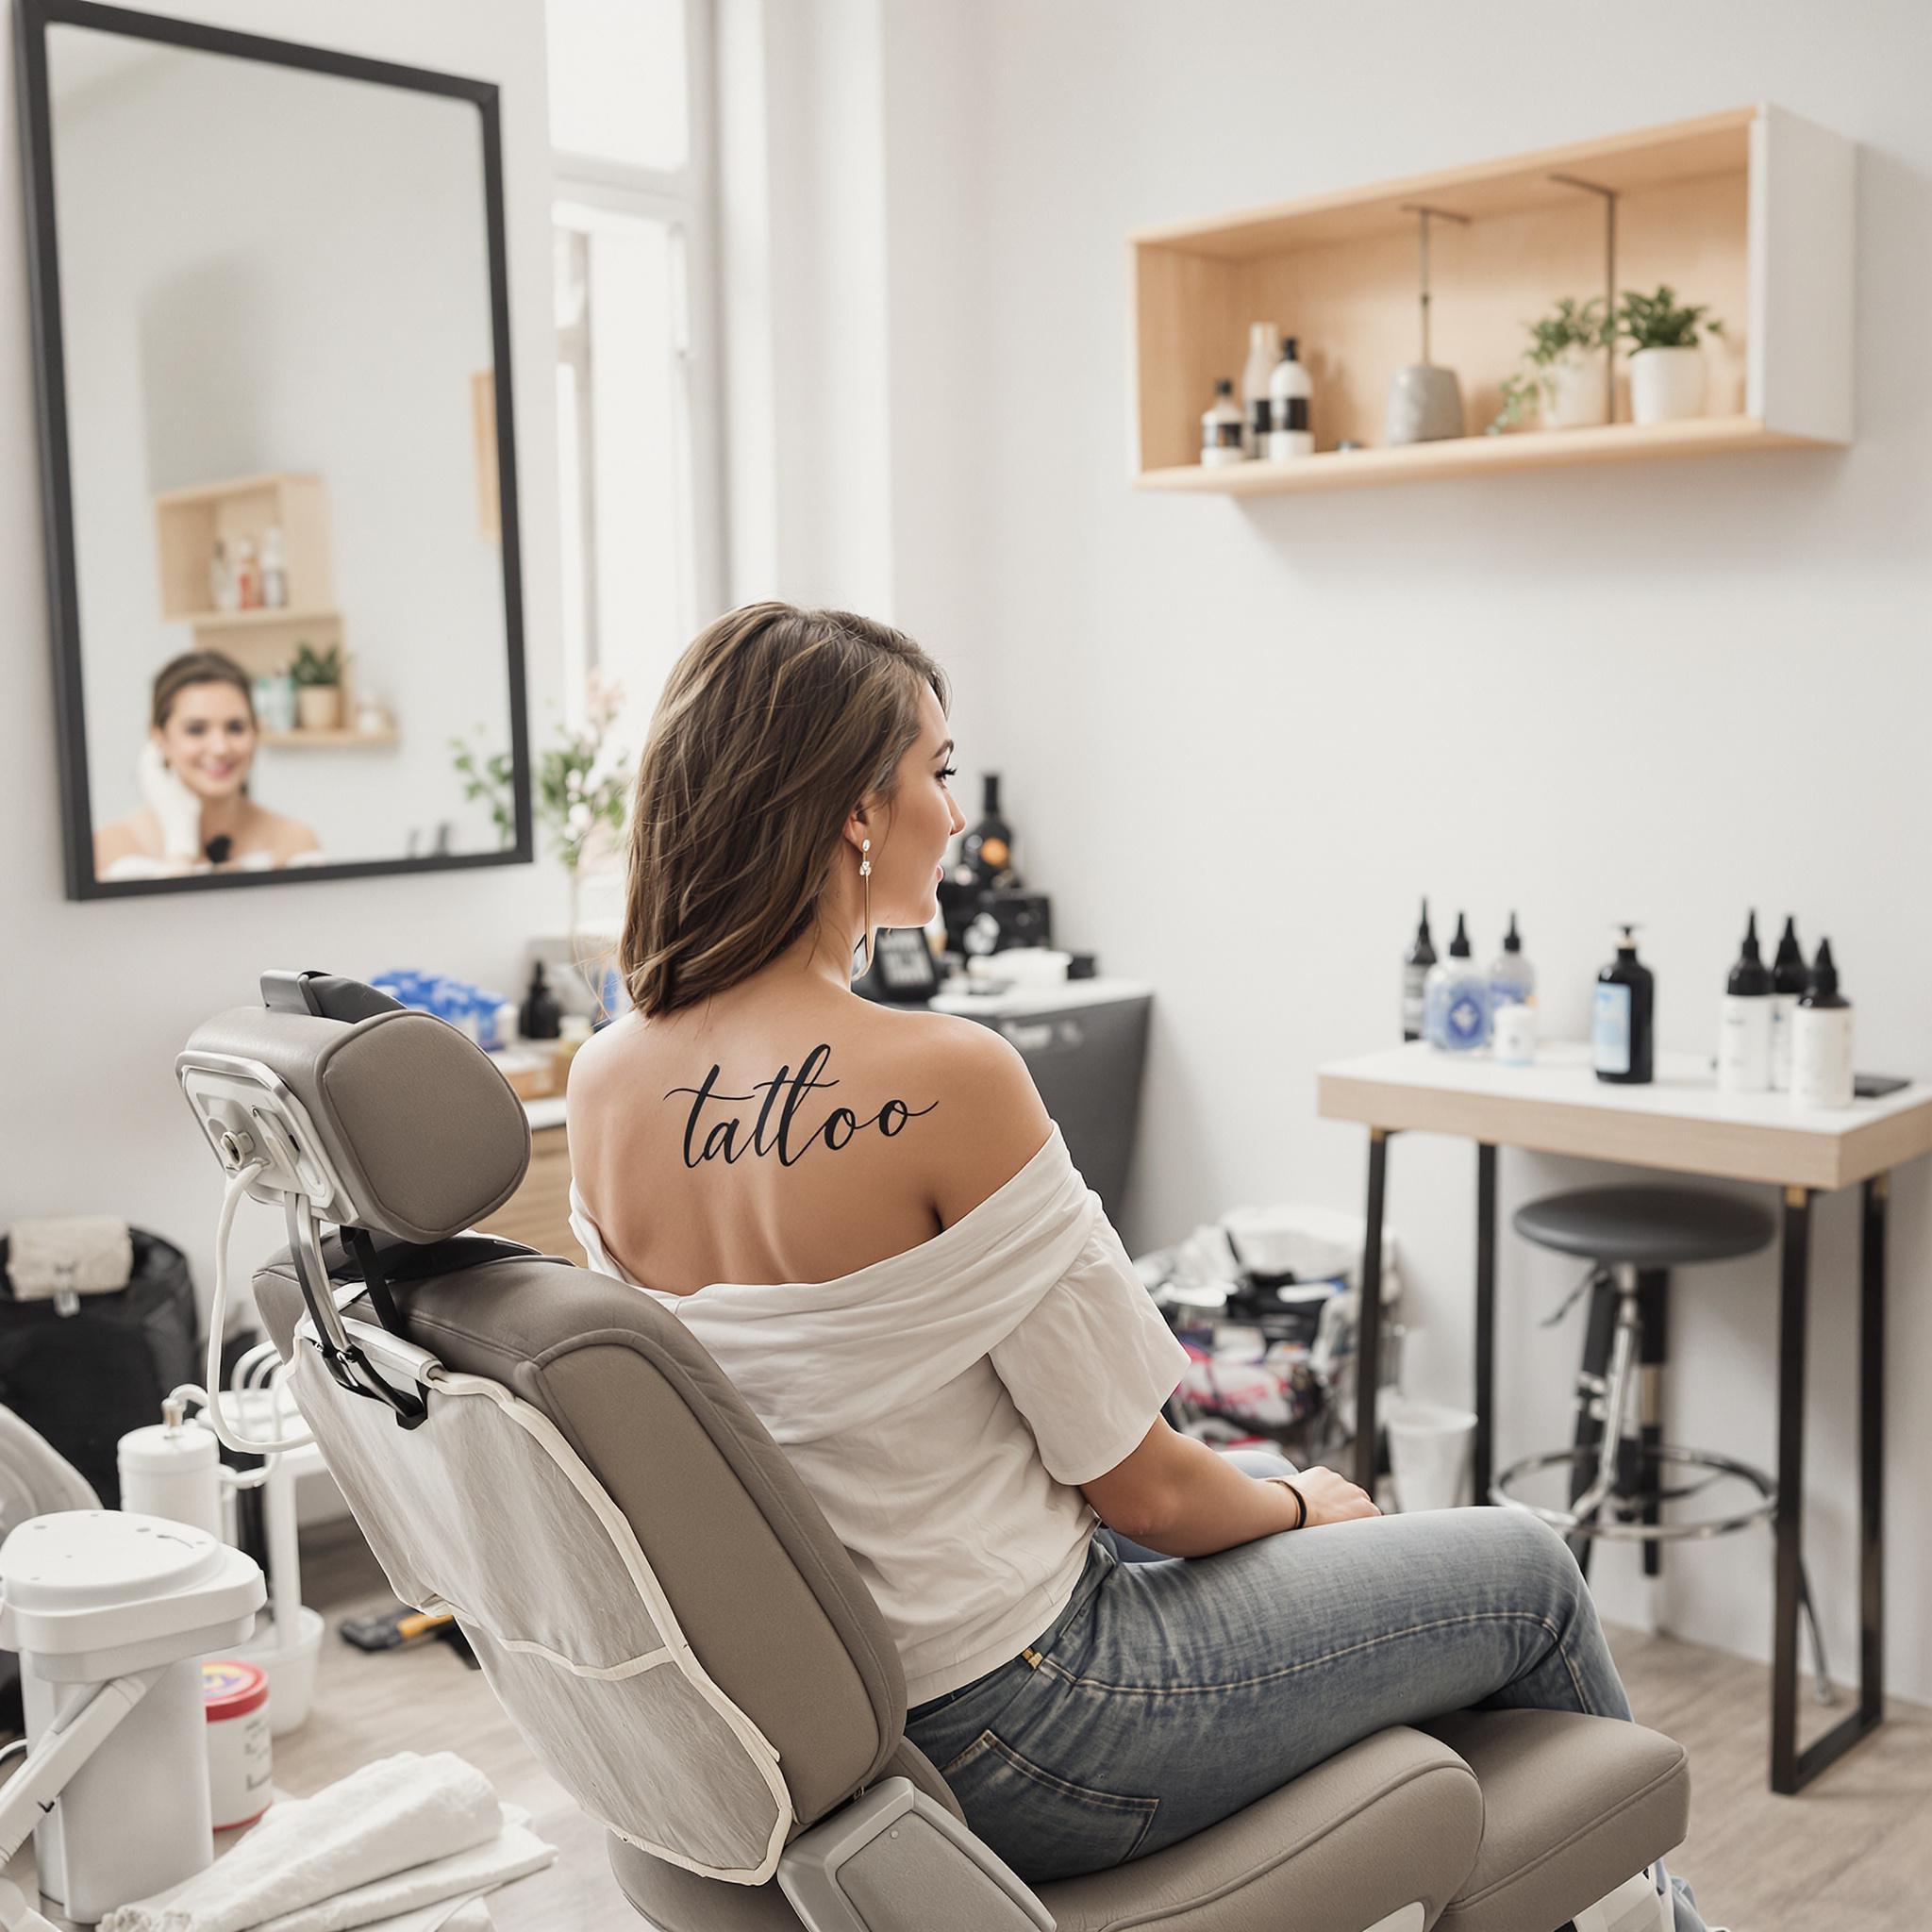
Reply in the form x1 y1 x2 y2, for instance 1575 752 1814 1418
1421 1709 1689 1932
1512 1184 1774 1268
184 1003 528 1241
254 1249 908 1832
608 1725 1483 1932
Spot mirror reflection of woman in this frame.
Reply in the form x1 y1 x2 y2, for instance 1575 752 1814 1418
92 650 325 881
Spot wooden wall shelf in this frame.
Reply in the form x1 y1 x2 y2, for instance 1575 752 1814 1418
1129 106 1854 497
151 471 387 745
258 726 398 749
190 604 340 633
1135 414 1821 495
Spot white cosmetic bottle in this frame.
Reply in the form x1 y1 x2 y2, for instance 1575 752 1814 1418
1241 321 1277 458
1769 915 1806 1091
1265 336 1315 459
1717 909 1774 1094
1790 938 1855 1108
1200 379 1245 467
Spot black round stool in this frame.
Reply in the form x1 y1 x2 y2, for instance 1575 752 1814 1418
1495 1183 1833 1705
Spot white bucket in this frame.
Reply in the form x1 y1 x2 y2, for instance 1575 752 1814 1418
1386 1400 1476 1512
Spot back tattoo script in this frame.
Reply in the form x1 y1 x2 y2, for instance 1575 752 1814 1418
665 1042 938 1168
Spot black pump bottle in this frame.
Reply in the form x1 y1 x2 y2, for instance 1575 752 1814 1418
1593 924 1655 1085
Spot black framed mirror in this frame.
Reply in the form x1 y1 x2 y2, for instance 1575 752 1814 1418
16 0 533 898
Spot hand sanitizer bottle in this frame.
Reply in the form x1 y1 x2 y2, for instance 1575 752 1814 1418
1718 909 1774 1093
1201 379 1245 467
1769 915 1806 1091
1423 912 1491 1053
1790 938 1855 1108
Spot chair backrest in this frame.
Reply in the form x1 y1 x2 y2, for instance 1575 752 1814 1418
187 975 910 1886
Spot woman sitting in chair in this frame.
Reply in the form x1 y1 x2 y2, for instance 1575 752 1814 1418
564 602 1711 1932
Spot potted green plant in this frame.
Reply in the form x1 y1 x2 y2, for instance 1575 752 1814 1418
291 641 343 730
1488 296 1611 435
1617 285 1725 425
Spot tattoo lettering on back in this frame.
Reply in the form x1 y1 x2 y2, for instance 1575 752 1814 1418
665 1042 939 1169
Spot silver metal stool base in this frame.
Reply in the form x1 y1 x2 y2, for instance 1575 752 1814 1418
1491 1441 1775 1543
1499 1256 1837 1709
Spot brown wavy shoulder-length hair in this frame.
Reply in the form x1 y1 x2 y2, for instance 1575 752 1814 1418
620 601 951 1017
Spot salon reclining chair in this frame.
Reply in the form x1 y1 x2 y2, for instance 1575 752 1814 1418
179 973 1691 1932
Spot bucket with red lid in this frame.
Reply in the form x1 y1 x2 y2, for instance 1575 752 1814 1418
202 1658 273 1830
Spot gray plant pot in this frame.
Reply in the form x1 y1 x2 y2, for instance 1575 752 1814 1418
1385 363 1465 445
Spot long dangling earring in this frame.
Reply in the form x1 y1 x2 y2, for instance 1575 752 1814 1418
858 838 874 972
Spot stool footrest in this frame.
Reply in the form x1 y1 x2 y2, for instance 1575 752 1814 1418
1491 1444 1776 1543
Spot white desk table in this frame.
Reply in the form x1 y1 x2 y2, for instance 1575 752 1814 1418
1316 1039 1932 1796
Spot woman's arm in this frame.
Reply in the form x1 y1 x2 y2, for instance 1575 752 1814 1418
928 1019 1379 1555
1083 1420 1380 1555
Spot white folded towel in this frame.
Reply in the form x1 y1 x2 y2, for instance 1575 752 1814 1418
379 1899 491 1932
5 1215 132 1299
100 1753 550 1932
235 1812 550 1932
327 1893 494 1932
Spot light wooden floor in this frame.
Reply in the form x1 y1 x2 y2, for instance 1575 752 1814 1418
18 1519 1928 1929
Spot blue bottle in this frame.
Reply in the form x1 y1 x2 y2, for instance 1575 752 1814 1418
1489 911 1536 1008
1423 912 1491 1052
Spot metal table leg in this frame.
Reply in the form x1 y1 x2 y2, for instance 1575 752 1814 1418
1770 1183 1808 1790
1859 1174 1888 1728
1772 1173 1889 1792
1475 1142 1496 1504
1353 1129 1391 1492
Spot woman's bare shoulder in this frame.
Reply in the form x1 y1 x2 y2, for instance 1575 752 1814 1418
93 810 158 865
883 1008 1056 1226
246 807 321 858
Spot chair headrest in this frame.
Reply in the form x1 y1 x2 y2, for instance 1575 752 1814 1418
179 970 531 1243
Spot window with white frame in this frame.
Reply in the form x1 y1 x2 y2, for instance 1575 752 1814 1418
546 0 722 905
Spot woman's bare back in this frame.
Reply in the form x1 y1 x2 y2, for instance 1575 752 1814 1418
565 989 971 1294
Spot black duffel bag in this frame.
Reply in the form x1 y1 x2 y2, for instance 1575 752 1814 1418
0 1224 200 1509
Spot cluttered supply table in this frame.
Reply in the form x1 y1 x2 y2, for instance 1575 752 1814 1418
1316 1038 1932 1798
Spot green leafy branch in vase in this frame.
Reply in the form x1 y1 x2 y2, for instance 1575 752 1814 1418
1489 296 1612 434
448 675 633 866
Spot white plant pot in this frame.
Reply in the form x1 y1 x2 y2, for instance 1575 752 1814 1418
1628 345 1706 425
1541 350 1608 429
295 686 341 731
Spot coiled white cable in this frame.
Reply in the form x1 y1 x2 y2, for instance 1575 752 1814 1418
203 1158 316 1457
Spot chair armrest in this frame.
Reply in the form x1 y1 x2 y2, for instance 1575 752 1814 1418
776 1777 1051 1932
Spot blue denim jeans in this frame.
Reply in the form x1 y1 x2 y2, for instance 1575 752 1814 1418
905 1455 1706 1929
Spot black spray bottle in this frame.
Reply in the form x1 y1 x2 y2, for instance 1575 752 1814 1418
1401 898 1436 1041
1719 910 1774 1093
1593 924 1655 1085
1770 916 1807 1092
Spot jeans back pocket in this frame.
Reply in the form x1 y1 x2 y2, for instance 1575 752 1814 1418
938 1728 1159 1885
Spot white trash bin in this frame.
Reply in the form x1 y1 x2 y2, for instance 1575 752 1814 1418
1386 1400 1477 1512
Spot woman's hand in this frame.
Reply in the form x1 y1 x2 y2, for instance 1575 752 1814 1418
138 739 204 859
1288 1465 1381 1527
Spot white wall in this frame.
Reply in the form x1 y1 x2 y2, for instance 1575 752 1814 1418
718 0 895 618
0 0 565 1327
868 0 1932 1704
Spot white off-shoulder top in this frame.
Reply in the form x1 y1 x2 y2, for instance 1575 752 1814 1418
568 1121 1190 1706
